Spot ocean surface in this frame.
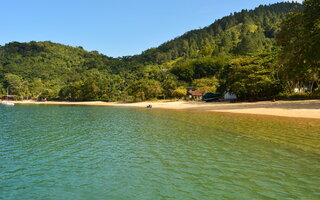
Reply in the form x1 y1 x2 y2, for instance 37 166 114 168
1 105 319 199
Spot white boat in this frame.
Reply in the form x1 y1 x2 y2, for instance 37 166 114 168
2 102 15 106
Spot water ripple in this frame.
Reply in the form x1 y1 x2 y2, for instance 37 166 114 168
0 105 319 199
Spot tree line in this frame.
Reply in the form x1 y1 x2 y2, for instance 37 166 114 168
0 1 319 101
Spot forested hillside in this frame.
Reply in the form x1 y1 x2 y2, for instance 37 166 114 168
134 2 303 64
0 1 319 101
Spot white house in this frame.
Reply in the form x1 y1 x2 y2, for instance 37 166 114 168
224 91 237 100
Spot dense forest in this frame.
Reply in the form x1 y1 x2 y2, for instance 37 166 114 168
0 1 319 101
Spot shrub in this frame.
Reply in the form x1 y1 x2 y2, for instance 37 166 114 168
277 92 320 100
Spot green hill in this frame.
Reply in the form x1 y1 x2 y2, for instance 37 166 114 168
1 1 318 101
0 41 138 100
134 2 303 64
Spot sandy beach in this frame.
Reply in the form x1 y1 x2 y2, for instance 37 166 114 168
4 99 320 119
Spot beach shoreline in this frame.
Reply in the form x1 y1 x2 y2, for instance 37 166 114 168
4 99 320 119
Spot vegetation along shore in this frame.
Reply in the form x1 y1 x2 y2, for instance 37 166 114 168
1 1 319 106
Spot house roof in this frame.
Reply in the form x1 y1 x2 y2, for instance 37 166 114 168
187 91 203 96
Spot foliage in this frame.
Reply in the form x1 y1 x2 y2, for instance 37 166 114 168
221 54 282 100
277 92 320 100
128 79 163 101
135 2 302 64
172 87 187 99
0 82 6 95
193 78 219 94
276 0 320 92
160 73 178 99
4 73 29 98
171 57 227 83
0 2 315 102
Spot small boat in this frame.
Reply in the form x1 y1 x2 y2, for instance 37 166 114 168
202 93 222 102
2 102 15 106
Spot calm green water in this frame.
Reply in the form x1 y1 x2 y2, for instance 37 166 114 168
1 105 319 199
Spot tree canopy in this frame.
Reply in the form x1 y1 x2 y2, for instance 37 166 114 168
1 2 318 101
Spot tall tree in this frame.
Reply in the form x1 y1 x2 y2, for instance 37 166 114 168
277 0 320 91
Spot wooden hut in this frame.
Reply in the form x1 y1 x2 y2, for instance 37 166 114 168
187 91 203 100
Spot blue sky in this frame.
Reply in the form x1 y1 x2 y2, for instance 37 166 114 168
0 0 302 57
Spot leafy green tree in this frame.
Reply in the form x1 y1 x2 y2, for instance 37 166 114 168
28 78 46 98
38 89 56 100
0 83 5 95
223 56 282 100
235 32 264 54
172 87 187 99
59 81 83 101
128 79 163 101
193 57 226 79
81 78 100 100
193 78 219 94
277 0 320 91
171 61 195 82
171 57 227 83
4 73 29 98
161 76 178 99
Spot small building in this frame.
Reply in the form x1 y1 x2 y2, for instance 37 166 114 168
294 88 303 93
1 95 16 101
294 87 311 93
187 91 203 100
224 91 237 101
